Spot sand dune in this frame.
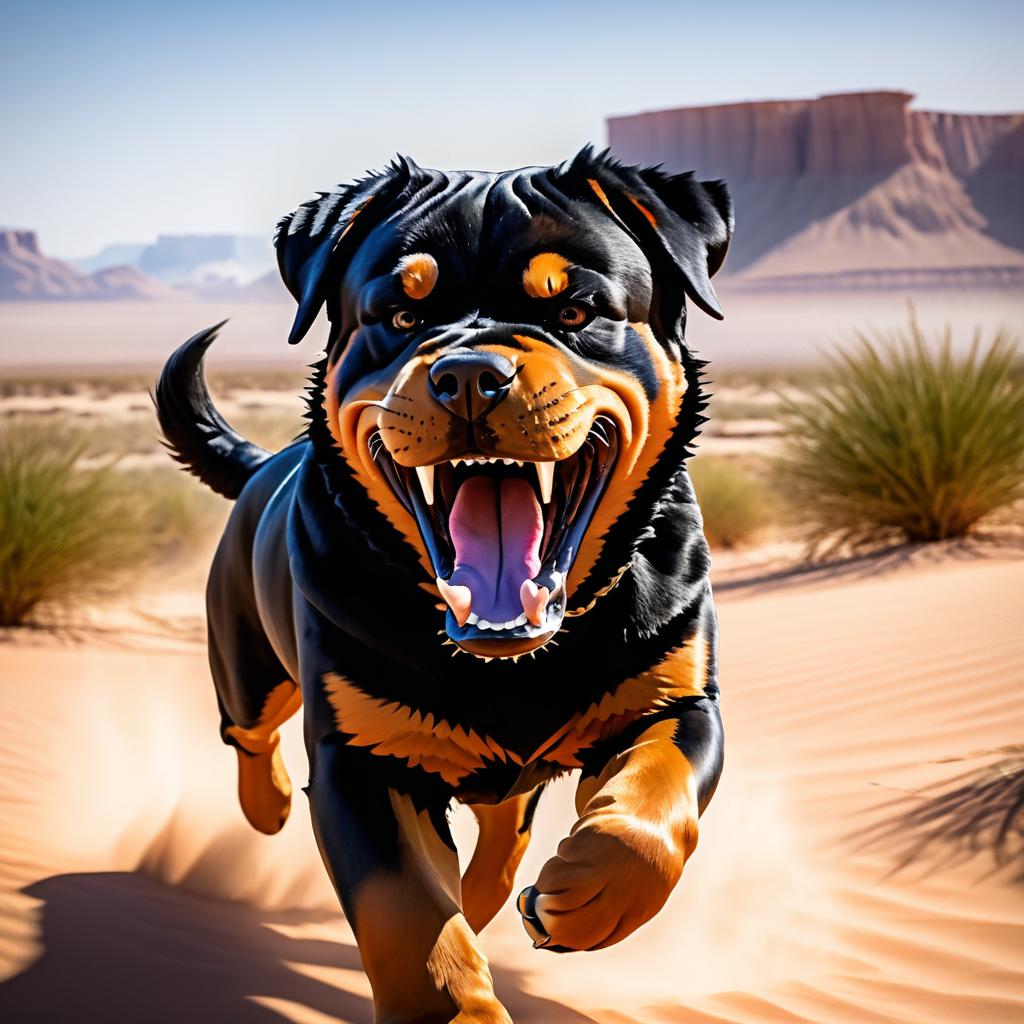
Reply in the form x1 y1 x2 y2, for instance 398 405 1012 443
0 546 1022 1022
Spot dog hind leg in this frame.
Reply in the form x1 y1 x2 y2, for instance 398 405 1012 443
225 678 302 835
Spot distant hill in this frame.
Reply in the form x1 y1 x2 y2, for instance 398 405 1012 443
65 233 278 300
71 242 147 275
0 229 180 301
608 91 1024 289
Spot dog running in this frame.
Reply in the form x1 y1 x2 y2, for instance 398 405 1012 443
156 146 732 1023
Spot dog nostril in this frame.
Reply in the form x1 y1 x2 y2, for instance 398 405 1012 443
435 372 460 398
477 371 505 398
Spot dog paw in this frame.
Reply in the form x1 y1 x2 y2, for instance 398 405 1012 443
518 813 693 952
234 742 292 835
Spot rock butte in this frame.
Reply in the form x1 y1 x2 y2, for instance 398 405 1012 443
608 90 1024 289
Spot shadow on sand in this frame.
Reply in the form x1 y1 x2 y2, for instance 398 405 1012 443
855 747 1024 882
0 871 596 1023
714 532 1024 598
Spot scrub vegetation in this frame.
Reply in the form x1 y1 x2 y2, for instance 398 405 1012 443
0 420 229 626
689 456 774 549
775 317 1024 554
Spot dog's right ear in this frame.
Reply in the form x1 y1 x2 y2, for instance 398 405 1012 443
275 159 418 345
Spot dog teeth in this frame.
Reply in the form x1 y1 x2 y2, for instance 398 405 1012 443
534 462 555 504
466 612 479 625
520 578 551 626
415 465 435 505
436 577 472 626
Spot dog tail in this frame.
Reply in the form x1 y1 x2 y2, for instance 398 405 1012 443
154 322 272 500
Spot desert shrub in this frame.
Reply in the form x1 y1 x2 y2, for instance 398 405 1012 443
0 422 150 625
0 422 235 625
775 318 1024 554
134 466 230 560
688 456 774 548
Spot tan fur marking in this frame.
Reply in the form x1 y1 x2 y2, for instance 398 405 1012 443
398 252 439 300
529 719 698 951
529 629 709 767
522 252 571 299
626 192 658 227
325 355 434 578
586 177 615 215
322 673 520 785
569 322 687 594
462 793 537 932
352 790 510 1021
226 680 302 835
338 195 374 239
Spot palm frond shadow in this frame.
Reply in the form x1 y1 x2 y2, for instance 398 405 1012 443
853 749 1024 882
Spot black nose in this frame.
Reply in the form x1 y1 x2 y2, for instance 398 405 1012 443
428 350 516 421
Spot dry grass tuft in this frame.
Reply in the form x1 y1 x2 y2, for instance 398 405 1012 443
0 422 148 625
775 316 1024 554
688 456 774 549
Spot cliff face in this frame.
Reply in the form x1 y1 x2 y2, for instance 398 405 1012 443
0 230 178 301
607 92 1024 287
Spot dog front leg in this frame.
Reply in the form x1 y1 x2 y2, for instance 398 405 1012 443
307 738 511 1024
518 695 723 953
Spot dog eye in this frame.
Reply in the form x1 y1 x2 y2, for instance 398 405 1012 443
392 310 418 331
557 304 590 329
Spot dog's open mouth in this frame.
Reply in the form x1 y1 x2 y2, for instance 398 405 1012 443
370 417 619 658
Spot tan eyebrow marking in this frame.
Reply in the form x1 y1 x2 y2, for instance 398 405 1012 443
522 252 571 299
397 252 439 300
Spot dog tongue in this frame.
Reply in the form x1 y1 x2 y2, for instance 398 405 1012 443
448 476 543 624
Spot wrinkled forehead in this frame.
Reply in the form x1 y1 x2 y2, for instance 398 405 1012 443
344 168 650 294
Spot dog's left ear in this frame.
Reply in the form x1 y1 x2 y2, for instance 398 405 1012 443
563 148 734 336
275 158 420 345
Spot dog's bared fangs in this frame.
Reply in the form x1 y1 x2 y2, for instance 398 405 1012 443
155 145 732 1020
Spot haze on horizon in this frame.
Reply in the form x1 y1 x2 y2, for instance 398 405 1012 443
2 0 1021 258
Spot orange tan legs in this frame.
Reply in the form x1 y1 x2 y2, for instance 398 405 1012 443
225 680 302 835
462 789 542 933
519 720 700 952
307 732 512 1023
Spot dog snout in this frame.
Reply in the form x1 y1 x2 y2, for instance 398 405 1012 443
428 350 516 421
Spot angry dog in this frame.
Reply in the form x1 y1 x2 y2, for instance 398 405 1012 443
156 146 732 1023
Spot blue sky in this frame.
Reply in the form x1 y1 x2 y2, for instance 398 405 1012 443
2 0 1021 256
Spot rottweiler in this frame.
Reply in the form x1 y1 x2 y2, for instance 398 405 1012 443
155 146 732 1023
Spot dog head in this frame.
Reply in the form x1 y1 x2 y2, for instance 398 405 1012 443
277 149 732 660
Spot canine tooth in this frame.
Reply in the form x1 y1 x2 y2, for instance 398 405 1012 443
535 461 555 504
415 465 435 505
514 612 528 626
515 460 524 468
520 579 551 627
436 577 472 627
467 612 479 625
450 458 461 468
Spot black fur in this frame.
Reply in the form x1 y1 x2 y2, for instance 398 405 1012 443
154 146 733 1016
155 322 272 499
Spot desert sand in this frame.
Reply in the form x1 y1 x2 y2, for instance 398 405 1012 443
0 542 1021 1022
2 286 1023 374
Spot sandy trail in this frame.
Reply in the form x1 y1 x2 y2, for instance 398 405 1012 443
0 547 1022 1022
